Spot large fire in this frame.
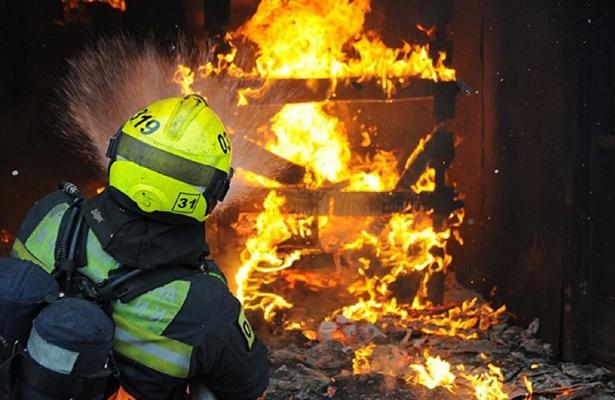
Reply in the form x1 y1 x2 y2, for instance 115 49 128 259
233 0 455 90
169 0 526 398
174 0 456 102
232 99 462 323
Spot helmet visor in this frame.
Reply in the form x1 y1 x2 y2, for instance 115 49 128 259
110 132 232 201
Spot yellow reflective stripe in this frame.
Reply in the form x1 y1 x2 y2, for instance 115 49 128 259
10 238 50 272
207 271 226 286
113 280 191 336
112 314 192 378
24 203 69 272
79 229 119 284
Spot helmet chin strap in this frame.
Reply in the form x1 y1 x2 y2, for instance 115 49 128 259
105 130 122 176
202 167 233 216
204 167 234 203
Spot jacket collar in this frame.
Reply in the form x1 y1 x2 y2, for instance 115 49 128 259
82 189 206 269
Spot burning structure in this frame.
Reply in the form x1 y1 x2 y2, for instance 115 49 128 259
1 0 614 399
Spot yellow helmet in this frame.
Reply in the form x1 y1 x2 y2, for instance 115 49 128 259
106 95 233 222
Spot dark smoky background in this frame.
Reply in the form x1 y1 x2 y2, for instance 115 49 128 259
0 0 613 367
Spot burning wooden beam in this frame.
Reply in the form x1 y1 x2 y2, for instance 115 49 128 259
233 135 306 184
235 189 462 216
393 128 463 220
209 78 459 104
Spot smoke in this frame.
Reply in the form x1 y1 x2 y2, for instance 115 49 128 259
55 35 299 212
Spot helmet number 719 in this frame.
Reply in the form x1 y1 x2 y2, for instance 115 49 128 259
130 108 161 135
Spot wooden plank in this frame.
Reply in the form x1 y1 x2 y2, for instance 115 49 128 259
232 135 306 184
208 78 458 104
235 189 463 216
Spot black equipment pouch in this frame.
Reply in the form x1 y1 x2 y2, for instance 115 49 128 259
17 354 111 400
0 339 22 400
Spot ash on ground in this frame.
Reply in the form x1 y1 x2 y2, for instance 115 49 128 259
254 274 615 400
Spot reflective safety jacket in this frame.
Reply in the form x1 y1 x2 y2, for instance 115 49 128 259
10 189 269 400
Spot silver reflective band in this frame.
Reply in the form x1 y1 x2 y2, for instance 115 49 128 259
114 327 190 372
115 132 227 188
27 327 78 375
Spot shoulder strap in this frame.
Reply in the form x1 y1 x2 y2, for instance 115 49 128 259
97 265 200 304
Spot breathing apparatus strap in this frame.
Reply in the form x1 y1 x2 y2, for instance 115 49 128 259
54 182 87 295
53 182 204 304
97 265 200 304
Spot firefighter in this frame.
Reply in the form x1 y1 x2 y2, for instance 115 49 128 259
9 95 269 399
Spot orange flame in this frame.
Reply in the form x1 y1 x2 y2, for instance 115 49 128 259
172 64 197 96
62 0 126 12
412 167 436 193
463 364 509 400
265 103 351 188
262 102 401 191
347 151 399 192
234 191 303 320
338 208 460 323
416 298 507 340
352 344 512 398
352 343 376 374
170 0 456 101
0 229 14 246
236 104 467 330
523 375 534 399
409 350 456 391
280 269 338 290
235 168 283 189
416 24 437 39
234 0 455 94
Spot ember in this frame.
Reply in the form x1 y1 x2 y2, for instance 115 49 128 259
0 229 15 255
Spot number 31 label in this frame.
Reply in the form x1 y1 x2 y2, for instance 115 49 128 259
172 192 200 213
